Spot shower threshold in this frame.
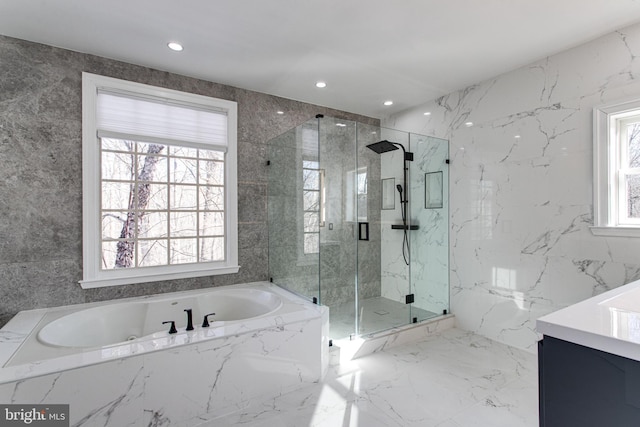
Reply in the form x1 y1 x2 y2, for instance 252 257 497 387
329 296 439 340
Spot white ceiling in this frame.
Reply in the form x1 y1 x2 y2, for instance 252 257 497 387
3 0 640 118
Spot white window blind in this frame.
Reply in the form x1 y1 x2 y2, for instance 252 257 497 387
96 91 228 151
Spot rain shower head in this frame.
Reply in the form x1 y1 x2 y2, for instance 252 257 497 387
366 140 399 154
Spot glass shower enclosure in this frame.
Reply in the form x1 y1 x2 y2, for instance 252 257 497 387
267 116 449 339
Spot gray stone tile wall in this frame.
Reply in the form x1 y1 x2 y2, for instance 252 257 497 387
0 35 378 326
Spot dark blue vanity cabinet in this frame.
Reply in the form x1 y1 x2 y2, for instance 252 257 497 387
538 336 640 426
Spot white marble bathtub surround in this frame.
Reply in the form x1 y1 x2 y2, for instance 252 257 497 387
141 316 326 425
384 23 640 352
0 311 43 368
0 282 329 426
2 356 146 426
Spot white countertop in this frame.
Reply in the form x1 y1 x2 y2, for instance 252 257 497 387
537 278 640 362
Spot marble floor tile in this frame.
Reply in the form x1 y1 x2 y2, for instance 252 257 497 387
202 328 538 427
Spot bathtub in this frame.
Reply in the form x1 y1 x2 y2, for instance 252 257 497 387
0 282 328 426
37 287 283 349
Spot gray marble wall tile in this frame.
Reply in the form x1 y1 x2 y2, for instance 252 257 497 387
238 183 268 224
0 35 378 326
237 140 268 183
0 259 83 326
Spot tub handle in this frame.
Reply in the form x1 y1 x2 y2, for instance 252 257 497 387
202 313 216 328
162 321 177 334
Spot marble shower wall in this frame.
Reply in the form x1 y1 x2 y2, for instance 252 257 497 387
378 129 449 317
384 22 640 352
0 35 378 327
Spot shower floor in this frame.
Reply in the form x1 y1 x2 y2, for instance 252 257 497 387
329 296 439 340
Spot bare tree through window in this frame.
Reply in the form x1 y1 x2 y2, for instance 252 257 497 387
115 143 165 268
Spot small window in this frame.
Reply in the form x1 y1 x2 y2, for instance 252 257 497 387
345 167 368 223
81 73 239 288
299 124 323 257
302 160 321 254
592 98 640 236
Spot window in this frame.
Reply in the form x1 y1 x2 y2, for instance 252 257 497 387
302 160 323 254
81 73 238 288
345 167 367 222
592 98 640 236
298 124 323 257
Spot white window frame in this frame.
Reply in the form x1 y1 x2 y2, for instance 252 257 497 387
591 97 640 237
81 73 239 288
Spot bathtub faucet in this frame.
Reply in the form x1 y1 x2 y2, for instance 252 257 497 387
184 309 194 331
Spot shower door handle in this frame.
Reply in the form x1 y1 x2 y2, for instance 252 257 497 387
358 222 369 241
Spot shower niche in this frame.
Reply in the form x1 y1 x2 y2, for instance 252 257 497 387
267 116 449 340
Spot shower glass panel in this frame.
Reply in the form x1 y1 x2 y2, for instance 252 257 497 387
356 124 412 335
267 116 449 340
317 117 358 338
409 134 450 321
267 118 320 303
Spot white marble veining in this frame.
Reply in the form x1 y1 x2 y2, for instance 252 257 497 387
0 282 328 426
537 278 640 361
384 22 640 352
205 328 538 427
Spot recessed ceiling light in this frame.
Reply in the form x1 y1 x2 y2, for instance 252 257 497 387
383 100 393 106
423 112 431 116
515 135 521 139
167 42 183 52
277 111 284 115
316 81 327 88
465 122 473 127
